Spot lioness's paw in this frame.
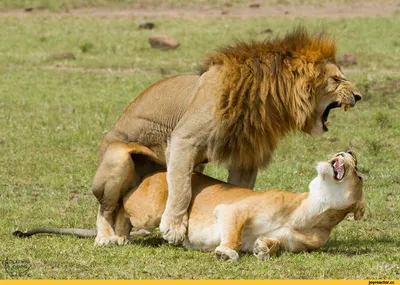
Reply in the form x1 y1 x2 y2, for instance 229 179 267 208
254 250 271 261
253 240 271 261
253 237 280 261
94 235 116 246
215 246 239 262
160 215 187 245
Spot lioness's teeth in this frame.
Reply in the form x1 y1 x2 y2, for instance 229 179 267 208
342 104 349 111
334 156 345 180
324 121 331 127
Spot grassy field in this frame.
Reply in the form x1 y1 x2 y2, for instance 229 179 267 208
0 1 399 280
1 0 397 11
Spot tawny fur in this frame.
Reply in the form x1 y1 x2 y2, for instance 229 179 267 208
115 151 364 261
203 28 340 169
17 151 364 262
91 27 362 245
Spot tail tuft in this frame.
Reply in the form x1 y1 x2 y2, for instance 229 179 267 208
13 230 29 238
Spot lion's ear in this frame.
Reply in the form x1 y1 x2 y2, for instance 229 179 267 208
286 57 317 75
353 198 365 220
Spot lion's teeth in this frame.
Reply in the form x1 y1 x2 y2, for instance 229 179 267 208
324 121 331 127
342 104 349 111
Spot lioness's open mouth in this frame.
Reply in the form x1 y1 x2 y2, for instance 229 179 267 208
331 155 345 180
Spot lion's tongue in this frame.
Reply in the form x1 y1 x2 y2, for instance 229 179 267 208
333 156 345 180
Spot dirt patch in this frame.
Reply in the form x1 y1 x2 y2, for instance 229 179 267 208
42 65 144 74
373 78 400 96
71 4 399 18
1 3 399 18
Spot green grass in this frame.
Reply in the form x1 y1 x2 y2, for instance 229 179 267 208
0 9 399 280
0 15 399 72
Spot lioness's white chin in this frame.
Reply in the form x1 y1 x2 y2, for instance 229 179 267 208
316 162 334 177
316 161 345 182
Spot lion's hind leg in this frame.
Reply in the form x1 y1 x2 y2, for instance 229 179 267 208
92 142 137 246
253 237 281 260
114 205 133 246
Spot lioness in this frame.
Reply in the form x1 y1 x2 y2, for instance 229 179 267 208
93 28 362 246
15 150 364 261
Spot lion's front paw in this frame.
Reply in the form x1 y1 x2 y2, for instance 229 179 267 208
113 235 131 246
253 237 280 261
215 246 239 262
94 235 116 246
160 215 187 245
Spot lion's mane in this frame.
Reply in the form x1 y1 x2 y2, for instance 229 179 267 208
202 27 337 170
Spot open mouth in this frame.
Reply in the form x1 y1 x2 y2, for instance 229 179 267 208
331 155 345 181
322 102 341 131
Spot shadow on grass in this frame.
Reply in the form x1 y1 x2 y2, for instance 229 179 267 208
319 235 397 256
130 233 168 247
127 231 398 258
237 235 398 259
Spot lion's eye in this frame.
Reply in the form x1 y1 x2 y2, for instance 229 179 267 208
333 77 346 82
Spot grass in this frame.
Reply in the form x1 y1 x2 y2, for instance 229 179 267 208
0 16 399 72
0 4 399 280
0 0 397 11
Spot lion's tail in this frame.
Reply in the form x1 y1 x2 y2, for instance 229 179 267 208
13 228 97 238
124 142 164 164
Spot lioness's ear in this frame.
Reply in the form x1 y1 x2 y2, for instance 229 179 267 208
353 198 365 220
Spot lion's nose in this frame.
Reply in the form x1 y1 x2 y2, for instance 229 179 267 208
353 92 362 102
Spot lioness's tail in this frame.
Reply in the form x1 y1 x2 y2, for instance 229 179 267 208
13 228 96 238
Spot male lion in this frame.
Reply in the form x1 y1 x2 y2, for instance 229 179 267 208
92 28 362 246
15 150 365 261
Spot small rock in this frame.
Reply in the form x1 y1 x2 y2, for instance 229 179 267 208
260 28 273 34
24 7 34 12
249 3 260 8
50 52 76 60
284 11 289 15
221 10 229 15
139 22 155 30
337 53 357 66
148 35 180 50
